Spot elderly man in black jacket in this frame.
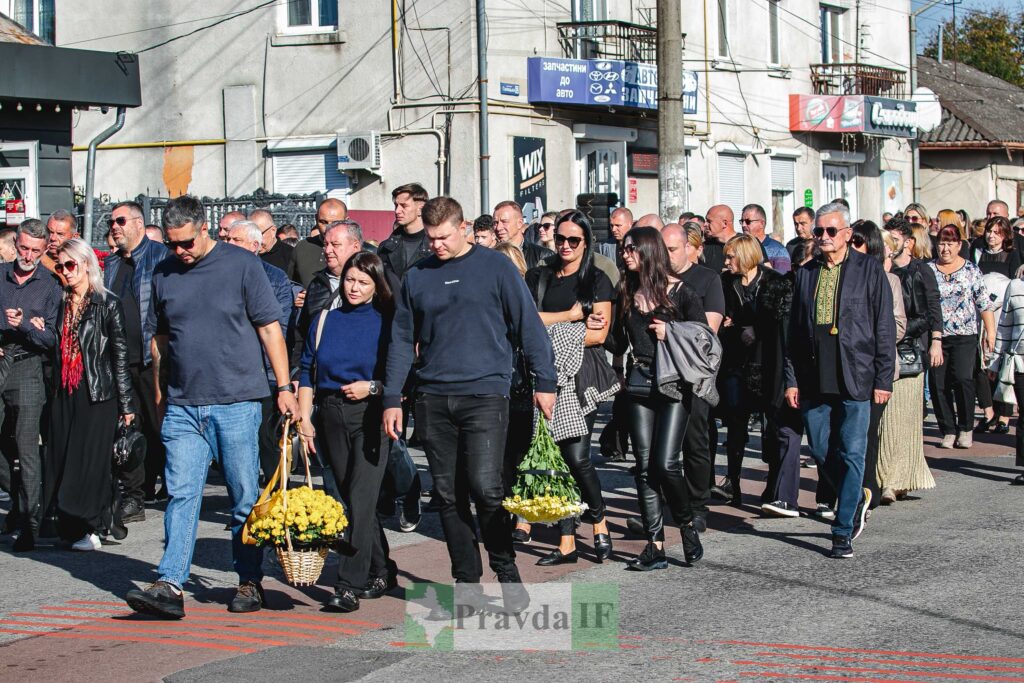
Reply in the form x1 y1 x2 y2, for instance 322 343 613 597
494 200 554 269
785 202 896 560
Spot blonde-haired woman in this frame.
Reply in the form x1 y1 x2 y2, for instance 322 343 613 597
495 241 528 277
40 238 135 551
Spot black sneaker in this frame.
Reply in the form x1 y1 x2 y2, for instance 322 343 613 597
12 530 34 552
511 527 531 544
710 478 735 501
852 487 871 540
324 589 360 613
830 534 853 559
682 525 703 564
761 500 800 518
120 498 146 524
126 581 186 619
625 542 668 571
399 496 421 533
228 581 265 613
358 574 397 599
496 569 530 614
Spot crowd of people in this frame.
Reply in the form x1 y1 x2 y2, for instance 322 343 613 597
2 182 1022 619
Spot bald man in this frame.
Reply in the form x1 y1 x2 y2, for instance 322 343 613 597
636 213 665 231
251 209 294 275
291 199 346 288
218 210 246 240
702 205 738 272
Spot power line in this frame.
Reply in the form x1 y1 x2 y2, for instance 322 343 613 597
135 0 277 54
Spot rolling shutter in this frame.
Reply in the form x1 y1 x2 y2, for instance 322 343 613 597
771 156 795 191
718 153 745 219
271 150 350 199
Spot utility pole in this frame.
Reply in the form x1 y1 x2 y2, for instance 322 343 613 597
657 0 686 220
946 0 961 80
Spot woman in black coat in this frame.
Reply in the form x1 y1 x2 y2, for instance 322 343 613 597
41 238 135 552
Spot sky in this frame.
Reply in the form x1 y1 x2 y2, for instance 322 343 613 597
911 0 1012 50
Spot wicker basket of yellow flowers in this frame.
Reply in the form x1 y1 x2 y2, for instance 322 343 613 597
243 418 348 586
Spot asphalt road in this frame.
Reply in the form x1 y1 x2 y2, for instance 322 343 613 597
2 414 1022 683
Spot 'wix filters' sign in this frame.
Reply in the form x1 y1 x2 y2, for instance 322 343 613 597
513 136 547 222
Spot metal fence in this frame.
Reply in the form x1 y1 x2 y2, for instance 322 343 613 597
84 188 323 248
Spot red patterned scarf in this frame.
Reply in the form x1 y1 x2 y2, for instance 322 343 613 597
60 293 88 392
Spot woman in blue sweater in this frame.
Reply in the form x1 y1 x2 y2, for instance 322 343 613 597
298 252 395 613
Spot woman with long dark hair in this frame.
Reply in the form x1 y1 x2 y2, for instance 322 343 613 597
42 238 135 552
522 211 615 565
608 227 706 571
298 252 396 613
849 220 906 508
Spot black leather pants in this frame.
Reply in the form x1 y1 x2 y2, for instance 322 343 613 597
626 393 692 541
557 412 603 536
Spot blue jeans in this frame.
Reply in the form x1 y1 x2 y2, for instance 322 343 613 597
801 396 870 538
157 401 263 589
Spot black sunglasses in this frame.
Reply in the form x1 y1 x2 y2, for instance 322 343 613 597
164 236 198 250
539 222 555 230
554 234 583 248
622 242 638 254
107 216 133 228
849 234 866 248
812 226 842 238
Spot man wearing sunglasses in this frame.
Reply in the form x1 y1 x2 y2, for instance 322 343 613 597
104 201 171 518
785 202 896 560
494 200 554 270
0 219 62 551
741 204 791 274
125 195 298 619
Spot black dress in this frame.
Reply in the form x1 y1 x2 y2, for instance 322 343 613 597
44 293 133 542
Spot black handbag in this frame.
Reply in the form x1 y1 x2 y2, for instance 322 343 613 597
113 417 146 469
897 341 924 378
625 360 654 398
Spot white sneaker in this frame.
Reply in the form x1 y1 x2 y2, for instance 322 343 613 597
72 534 101 552
814 504 836 521
954 431 973 449
939 434 956 449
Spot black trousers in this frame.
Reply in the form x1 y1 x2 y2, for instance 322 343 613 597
862 399 886 507
0 356 45 533
116 364 163 503
557 412 602 536
762 405 803 506
415 393 516 582
259 395 280 484
682 394 713 515
626 392 692 542
317 395 393 591
930 334 977 435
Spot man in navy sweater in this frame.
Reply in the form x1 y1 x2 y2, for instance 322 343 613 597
383 196 556 614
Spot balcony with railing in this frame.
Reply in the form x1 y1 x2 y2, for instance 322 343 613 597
556 20 661 64
810 63 907 99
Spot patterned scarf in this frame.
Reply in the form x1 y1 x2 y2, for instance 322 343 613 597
60 292 89 392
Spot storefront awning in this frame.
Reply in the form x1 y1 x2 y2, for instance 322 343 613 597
0 42 141 108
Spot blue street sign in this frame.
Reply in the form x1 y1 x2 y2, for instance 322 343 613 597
500 82 521 97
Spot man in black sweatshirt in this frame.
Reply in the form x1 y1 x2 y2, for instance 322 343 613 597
383 196 556 614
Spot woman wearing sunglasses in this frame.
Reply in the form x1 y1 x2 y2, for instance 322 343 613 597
522 211 616 565
40 239 135 552
607 227 707 570
929 225 998 449
844 221 906 510
534 211 558 253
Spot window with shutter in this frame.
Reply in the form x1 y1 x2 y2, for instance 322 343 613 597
718 153 745 220
271 150 350 199
771 157 795 191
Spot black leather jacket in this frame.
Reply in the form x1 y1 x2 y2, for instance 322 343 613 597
56 292 135 415
892 258 942 354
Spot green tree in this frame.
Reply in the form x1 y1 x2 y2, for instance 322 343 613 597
923 8 1024 87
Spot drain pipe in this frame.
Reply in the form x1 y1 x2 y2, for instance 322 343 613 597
476 0 489 212
83 106 126 244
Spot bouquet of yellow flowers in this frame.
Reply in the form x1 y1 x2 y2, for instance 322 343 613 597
246 485 348 547
503 418 585 524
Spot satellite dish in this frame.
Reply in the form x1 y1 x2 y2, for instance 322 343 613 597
912 87 942 132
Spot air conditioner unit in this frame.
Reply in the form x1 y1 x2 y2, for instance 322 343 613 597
337 130 381 172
